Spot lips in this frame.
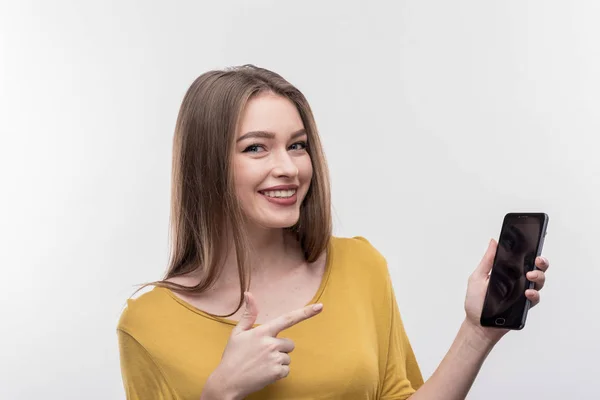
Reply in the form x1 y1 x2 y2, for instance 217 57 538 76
258 185 299 206
260 189 297 198
258 184 299 198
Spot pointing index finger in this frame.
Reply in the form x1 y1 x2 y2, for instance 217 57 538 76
259 303 323 337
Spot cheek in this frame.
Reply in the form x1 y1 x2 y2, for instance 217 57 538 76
232 159 257 198
232 156 245 181
298 156 313 182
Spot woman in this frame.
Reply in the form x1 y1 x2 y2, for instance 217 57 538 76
117 64 550 400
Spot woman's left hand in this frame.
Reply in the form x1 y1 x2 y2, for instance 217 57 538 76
463 239 550 343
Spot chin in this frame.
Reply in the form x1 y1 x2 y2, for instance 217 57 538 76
246 208 301 230
241 191 306 230
259 215 300 229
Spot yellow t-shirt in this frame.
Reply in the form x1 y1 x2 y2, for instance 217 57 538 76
117 236 424 399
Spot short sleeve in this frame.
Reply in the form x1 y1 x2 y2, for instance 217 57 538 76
117 329 178 400
380 281 425 399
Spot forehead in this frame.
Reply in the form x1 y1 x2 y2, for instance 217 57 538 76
505 221 542 252
237 92 305 137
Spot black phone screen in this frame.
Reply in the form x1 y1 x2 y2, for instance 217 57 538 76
480 213 547 330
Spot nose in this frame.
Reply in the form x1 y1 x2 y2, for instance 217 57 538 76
272 149 298 178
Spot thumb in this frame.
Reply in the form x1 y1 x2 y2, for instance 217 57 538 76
232 292 258 334
475 239 497 278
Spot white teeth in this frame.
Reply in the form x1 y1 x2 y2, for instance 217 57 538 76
262 189 296 198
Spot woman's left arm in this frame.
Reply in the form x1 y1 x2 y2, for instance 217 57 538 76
409 239 550 400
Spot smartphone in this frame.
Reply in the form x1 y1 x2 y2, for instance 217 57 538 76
480 212 549 330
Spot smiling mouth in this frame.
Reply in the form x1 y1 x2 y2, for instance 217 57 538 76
259 189 297 198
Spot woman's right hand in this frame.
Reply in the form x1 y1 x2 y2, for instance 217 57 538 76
204 292 324 400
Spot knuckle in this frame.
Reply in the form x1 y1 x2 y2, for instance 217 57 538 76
229 331 244 343
284 314 295 326
271 365 280 379
279 337 294 352
277 365 289 379
262 337 278 351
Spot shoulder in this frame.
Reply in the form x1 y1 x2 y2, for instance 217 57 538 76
328 236 400 330
117 287 172 337
329 235 392 287
330 235 388 266
334 235 386 255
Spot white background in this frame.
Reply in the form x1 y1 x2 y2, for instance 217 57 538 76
1 1 598 399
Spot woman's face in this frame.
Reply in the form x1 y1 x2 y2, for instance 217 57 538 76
232 92 313 230
484 222 540 317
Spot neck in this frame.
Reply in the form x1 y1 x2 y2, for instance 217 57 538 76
220 224 305 286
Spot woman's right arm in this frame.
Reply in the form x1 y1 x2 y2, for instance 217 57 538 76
119 328 238 400
199 292 324 400
118 293 322 400
200 369 241 400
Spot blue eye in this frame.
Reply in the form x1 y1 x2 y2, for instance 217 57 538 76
290 141 308 151
501 237 515 250
243 144 265 153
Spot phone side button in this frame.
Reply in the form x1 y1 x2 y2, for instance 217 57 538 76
495 318 506 326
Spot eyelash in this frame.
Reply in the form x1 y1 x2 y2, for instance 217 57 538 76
243 141 308 153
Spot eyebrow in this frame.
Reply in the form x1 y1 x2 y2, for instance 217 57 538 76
236 128 307 143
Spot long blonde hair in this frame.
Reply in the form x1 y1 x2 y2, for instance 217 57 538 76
145 65 332 316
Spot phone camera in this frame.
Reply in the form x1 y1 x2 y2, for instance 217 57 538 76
495 318 506 326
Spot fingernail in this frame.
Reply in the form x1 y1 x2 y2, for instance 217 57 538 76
243 292 248 305
312 303 323 312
